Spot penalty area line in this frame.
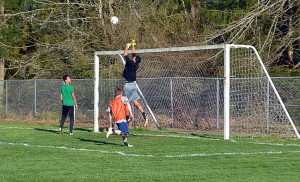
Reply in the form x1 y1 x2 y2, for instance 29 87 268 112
1 141 300 158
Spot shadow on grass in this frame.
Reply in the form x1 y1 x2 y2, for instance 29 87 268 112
34 127 98 134
191 133 222 139
34 128 72 134
78 138 121 146
75 127 108 133
75 128 92 132
34 128 59 134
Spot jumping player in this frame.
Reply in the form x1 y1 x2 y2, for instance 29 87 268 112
122 39 149 127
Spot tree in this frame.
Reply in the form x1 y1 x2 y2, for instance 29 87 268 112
1 0 300 79
0 1 4 108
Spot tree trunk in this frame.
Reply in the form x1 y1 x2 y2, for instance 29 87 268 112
191 0 201 28
287 0 293 64
0 1 3 14
98 0 105 26
0 1 4 80
109 0 115 31
0 58 4 79
0 1 4 108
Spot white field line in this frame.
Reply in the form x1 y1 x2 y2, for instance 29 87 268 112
252 142 300 147
1 125 300 158
0 141 153 157
0 126 34 130
1 126 300 146
0 125 220 141
1 141 300 158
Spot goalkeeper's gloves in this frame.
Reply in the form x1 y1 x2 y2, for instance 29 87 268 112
131 39 136 46
126 43 131 48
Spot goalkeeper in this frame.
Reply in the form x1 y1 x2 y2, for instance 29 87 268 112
106 87 134 147
123 39 149 127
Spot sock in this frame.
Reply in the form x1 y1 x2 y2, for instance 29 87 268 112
126 115 130 122
142 112 146 120
124 142 128 147
112 128 115 133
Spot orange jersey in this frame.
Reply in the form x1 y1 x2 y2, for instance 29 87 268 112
110 96 127 122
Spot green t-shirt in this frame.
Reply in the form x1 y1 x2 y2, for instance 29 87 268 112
60 84 75 106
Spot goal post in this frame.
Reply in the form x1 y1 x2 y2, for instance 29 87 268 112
229 44 300 140
94 54 100 132
224 44 230 140
94 44 300 140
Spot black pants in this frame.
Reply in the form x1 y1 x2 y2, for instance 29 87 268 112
60 105 75 133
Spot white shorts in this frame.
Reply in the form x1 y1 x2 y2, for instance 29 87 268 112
124 82 140 102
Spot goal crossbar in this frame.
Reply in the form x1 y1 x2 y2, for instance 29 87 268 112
95 45 225 55
94 45 225 132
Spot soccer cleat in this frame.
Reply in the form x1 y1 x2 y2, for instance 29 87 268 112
59 128 63 134
69 132 73 135
126 144 133 147
124 143 133 147
143 115 149 128
106 127 113 138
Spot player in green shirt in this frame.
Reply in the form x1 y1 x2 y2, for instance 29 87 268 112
59 75 78 135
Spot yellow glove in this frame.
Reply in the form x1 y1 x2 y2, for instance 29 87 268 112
126 43 131 48
131 39 136 46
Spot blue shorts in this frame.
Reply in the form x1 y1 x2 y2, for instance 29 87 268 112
116 121 129 133
124 82 140 102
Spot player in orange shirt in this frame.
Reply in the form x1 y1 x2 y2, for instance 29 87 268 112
106 87 134 147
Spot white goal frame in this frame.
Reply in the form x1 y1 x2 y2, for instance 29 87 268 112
94 44 300 140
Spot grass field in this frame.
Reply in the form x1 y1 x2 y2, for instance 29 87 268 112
0 121 300 182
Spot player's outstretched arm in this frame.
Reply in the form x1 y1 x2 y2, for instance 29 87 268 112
131 39 136 54
124 43 131 56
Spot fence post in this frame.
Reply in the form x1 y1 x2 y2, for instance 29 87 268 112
5 80 7 113
170 78 174 127
216 79 220 129
34 79 37 115
266 79 270 132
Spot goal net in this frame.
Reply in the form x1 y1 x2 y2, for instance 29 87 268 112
94 44 300 140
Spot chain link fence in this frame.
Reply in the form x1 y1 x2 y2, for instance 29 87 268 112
0 77 300 133
0 79 94 122
272 77 300 125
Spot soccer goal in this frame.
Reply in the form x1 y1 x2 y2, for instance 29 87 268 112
94 44 300 140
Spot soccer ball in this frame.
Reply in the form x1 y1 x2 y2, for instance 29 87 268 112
110 16 119 24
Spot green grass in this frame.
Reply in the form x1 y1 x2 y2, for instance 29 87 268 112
0 122 300 182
